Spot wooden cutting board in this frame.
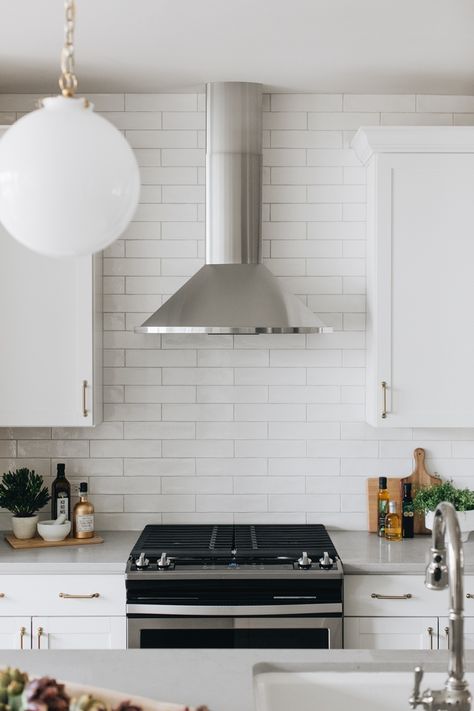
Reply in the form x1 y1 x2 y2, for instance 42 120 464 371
401 447 441 534
5 534 104 549
367 477 403 533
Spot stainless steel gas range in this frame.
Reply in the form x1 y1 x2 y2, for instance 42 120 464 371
126 524 343 649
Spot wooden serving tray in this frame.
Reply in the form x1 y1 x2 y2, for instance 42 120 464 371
5 534 104 549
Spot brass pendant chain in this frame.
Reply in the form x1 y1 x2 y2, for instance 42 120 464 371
59 0 78 97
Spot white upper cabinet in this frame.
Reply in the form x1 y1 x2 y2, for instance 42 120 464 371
353 127 474 428
0 127 102 427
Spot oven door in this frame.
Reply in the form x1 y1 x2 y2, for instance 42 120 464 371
127 605 342 649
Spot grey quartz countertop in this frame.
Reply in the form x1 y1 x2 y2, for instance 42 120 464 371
0 531 137 573
1 649 473 711
1 529 473 575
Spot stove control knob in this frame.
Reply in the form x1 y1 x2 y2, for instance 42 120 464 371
319 551 334 570
135 552 149 569
158 552 171 569
297 551 312 569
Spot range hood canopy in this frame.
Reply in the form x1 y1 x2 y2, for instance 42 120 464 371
136 82 332 335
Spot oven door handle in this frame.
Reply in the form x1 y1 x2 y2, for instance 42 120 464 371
127 603 342 616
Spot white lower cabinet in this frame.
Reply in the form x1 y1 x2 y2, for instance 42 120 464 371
0 617 31 650
438 617 474 651
344 616 438 650
0 574 126 650
32 616 126 650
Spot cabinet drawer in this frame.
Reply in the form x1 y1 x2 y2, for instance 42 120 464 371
344 575 451 616
0 575 125 616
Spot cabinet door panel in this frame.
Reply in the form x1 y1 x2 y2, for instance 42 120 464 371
344 616 438 650
32 616 126 650
366 151 474 427
439 617 474 651
0 617 31 649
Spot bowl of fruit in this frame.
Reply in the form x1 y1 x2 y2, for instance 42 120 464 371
0 668 209 711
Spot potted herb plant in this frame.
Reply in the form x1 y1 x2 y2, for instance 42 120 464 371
414 480 474 541
0 468 50 539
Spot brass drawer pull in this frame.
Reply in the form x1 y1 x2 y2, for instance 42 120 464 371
0 593 4 598
20 626 26 650
82 379 88 417
371 593 412 600
445 626 450 650
59 592 100 599
37 626 43 649
466 593 474 599
428 626 434 650
381 381 388 419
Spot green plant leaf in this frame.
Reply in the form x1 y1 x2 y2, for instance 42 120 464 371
0 468 50 517
413 480 474 514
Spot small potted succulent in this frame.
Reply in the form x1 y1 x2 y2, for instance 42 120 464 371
414 480 474 541
0 468 50 539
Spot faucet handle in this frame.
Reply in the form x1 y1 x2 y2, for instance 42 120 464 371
410 666 424 708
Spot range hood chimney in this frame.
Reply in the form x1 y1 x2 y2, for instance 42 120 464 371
136 82 331 334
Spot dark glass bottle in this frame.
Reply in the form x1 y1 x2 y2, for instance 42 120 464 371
402 482 415 538
51 463 71 520
378 476 390 537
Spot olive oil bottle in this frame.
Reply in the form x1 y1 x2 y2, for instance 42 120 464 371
402 482 415 538
377 476 390 537
385 501 402 541
51 462 71 521
73 482 95 539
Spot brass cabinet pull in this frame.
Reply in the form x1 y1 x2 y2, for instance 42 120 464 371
428 626 434 650
466 593 474 599
445 626 450 650
371 593 412 600
381 381 388 419
82 379 88 417
59 592 100 599
0 593 4 598
37 627 43 649
19 626 26 650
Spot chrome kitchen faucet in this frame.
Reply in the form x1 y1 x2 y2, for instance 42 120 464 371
410 501 471 711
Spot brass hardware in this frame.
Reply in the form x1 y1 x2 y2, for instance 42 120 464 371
428 626 434 650
37 626 43 649
0 593 4 598
381 381 388 419
371 593 412 600
467 593 474 599
59 592 100 599
445 626 450 650
59 0 78 97
82 379 88 417
19 626 26 650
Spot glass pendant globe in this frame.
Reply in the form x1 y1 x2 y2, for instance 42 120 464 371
0 96 140 257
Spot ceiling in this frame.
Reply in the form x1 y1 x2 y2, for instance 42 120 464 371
0 0 473 95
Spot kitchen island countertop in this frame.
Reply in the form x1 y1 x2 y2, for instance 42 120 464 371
1 529 473 575
1 649 474 711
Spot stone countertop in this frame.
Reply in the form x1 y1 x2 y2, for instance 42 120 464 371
0 531 137 574
1 530 474 575
1 649 473 711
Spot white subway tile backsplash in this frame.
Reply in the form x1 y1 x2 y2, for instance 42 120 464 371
4 90 470 526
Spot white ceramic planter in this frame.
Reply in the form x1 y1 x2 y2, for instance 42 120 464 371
11 514 39 540
425 509 474 542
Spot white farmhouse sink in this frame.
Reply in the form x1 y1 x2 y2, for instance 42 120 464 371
254 671 474 711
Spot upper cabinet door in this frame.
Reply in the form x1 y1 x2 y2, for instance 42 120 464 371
353 127 474 428
0 123 102 427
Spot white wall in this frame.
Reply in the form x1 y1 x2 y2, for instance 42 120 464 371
1 91 474 531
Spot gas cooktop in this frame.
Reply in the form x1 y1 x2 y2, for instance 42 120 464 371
126 524 342 578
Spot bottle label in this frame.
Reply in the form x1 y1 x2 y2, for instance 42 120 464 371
378 500 389 534
76 514 94 533
56 493 69 519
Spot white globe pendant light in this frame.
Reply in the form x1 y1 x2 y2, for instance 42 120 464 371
0 1 139 257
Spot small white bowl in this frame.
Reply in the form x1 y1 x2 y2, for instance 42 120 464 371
37 519 72 542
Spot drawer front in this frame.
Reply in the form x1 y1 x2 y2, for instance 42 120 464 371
0 575 125 616
344 575 453 616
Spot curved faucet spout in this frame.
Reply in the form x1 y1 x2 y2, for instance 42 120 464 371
410 501 471 711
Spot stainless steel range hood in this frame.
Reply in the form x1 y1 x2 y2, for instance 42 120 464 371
136 82 331 334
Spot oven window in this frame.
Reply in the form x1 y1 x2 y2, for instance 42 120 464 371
139 626 329 649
